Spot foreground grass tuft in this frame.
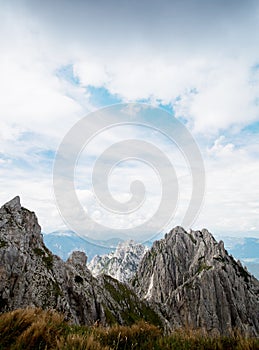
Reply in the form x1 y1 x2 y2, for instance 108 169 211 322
0 308 258 349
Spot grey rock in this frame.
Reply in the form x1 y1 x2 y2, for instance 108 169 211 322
133 226 259 336
67 251 88 267
88 240 148 283
0 197 161 327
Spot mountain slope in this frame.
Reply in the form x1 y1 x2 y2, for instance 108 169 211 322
0 197 161 327
88 240 148 283
133 226 259 336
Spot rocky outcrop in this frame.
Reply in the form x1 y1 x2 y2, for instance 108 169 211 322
0 197 161 327
88 240 148 283
133 226 259 336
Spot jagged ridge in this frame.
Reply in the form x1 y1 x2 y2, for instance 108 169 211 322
132 226 259 336
0 197 161 327
88 240 148 283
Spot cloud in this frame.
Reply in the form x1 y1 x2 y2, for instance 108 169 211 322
174 60 259 133
0 0 259 238
194 134 259 234
1 1 259 134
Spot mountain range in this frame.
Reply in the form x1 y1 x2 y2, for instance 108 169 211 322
0 197 259 336
43 230 122 261
43 230 259 280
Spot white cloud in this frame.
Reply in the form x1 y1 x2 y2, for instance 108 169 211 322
0 1 259 239
194 136 259 235
208 136 235 157
1 1 259 135
74 60 110 88
174 60 259 133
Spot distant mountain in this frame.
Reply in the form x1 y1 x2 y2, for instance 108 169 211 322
88 240 148 283
43 231 122 261
220 236 259 279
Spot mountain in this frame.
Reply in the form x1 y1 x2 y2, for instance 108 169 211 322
88 240 148 283
132 226 259 336
43 231 123 261
88 235 259 284
0 197 161 327
44 231 259 280
1 197 259 336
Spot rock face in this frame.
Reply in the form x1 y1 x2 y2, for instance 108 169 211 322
0 197 161 327
88 240 148 283
133 226 259 336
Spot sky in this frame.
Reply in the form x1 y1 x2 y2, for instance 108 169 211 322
0 0 259 240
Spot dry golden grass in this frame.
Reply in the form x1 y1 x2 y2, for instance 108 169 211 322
56 334 108 350
0 308 258 350
94 320 162 349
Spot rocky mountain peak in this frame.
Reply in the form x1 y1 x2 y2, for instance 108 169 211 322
0 196 43 250
133 226 259 336
3 196 21 212
0 197 161 328
88 240 148 283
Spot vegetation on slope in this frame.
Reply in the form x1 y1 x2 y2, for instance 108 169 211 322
0 308 258 350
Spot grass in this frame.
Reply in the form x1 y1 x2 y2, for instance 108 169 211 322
0 308 258 350
0 238 7 248
33 247 54 269
103 275 163 327
196 263 213 274
188 233 197 244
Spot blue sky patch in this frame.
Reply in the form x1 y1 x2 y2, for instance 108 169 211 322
87 86 122 107
56 64 80 85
